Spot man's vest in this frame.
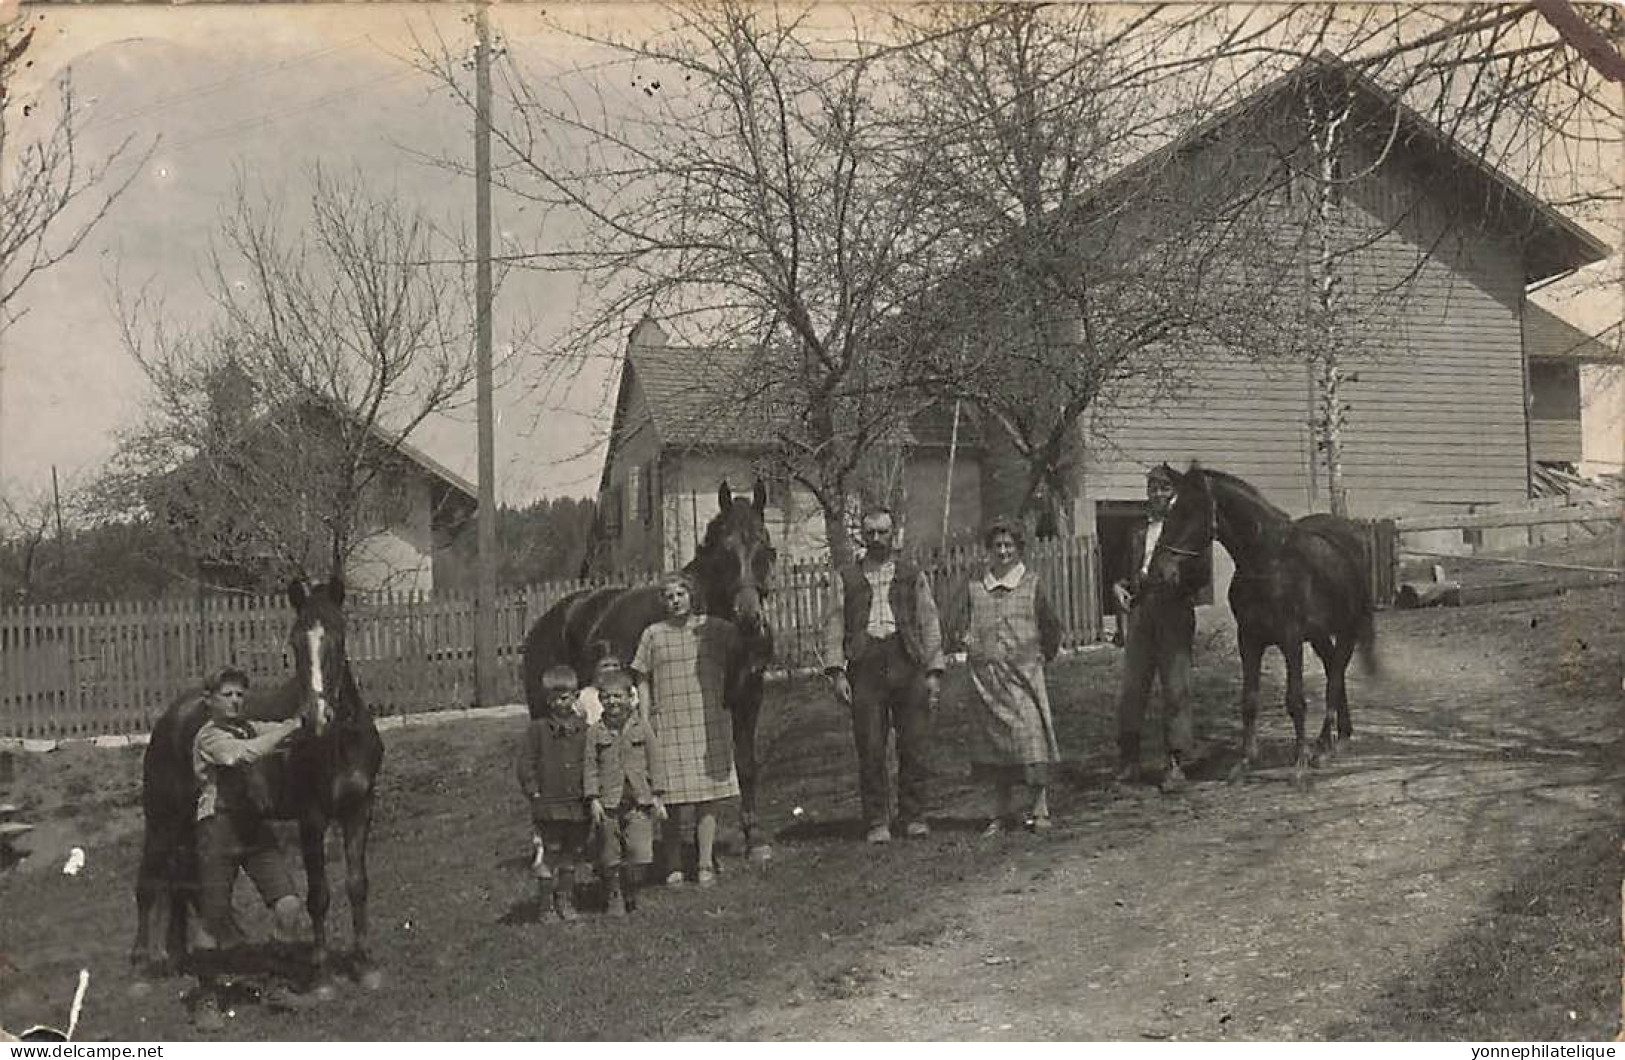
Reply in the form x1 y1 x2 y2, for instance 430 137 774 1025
839 558 927 665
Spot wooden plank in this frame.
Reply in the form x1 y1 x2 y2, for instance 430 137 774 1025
1395 504 1616 532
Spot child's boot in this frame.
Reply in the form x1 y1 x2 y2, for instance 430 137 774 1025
605 868 627 917
622 864 645 913
552 866 579 922
534 874 555 923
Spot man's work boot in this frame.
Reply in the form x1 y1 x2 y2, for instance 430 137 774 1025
1160 756 1188 793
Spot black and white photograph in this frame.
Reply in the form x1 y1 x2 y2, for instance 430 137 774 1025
0 0 1619 1042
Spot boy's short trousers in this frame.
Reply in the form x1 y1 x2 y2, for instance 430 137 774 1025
530 819 590 878
198 812 296 945
596 805 654 868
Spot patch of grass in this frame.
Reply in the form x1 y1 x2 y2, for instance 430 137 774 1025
1326 825 1623 1041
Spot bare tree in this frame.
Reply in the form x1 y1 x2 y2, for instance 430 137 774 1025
898 3 1619 526
887 5 1317 536
417 1 965 564
0 477 60 603
1264 4 1620 506
0 13 145 330
104 170 493 586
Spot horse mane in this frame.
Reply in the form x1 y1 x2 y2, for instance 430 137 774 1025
1199 468 1292 524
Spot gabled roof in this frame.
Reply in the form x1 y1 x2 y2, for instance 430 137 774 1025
286 397 477 503
1524 303 1620 364
614 321 980 458
1053 54 1609 285
624 342 781 448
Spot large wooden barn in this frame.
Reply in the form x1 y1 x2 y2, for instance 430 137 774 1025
590 57 1608 580
1062 59 1609 527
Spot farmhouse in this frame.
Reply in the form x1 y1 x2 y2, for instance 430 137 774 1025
1521 302 1618 473
591 318 985 571
159 398 477 596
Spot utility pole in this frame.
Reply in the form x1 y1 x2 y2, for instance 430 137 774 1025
473 0 499 707
50 464 64 573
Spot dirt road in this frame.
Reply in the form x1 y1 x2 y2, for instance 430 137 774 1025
714 589 1622 1041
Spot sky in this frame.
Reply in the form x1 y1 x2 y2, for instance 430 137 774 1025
0 2 1618 509
0 2 664 507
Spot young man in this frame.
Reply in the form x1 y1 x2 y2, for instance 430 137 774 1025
192 668 305 951
189 667 305 1030
821 508 946 844
1113 466 1211 792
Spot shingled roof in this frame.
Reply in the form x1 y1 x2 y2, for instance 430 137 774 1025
1523 303 1620 364
618 321 981 453
625 342 783 448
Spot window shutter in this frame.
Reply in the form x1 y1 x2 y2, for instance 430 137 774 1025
641 462 655 526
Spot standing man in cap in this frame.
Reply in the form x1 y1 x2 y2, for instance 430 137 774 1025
1112 465 1210 792
822 507 946 843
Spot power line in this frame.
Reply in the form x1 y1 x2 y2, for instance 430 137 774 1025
160 67 420 156
83 36 369 132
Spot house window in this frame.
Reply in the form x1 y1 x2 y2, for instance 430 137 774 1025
600 485 623 539
626 466 641 528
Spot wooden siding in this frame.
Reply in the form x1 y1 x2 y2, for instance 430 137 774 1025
1083 128 1532 517
599 368 666 571
1530 419 1583 464
1085 354 1317 509
897 448 984 551
663 454 829 569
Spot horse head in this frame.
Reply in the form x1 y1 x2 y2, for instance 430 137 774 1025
1147 463 1214 590
696 479 776 658
287 575 349 738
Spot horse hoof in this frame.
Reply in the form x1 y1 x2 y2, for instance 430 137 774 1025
358 969 383 992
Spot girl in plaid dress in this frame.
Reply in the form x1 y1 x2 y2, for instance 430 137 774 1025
632 572 741 887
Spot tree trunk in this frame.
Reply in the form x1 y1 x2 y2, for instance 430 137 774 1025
822 499 854 569
1308 85 1354 519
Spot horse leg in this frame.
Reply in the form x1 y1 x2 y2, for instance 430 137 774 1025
341 798 381 990
299 816 335 998
1334 630 1357 740
731 686 771 861
1328 633 1357 745
1283 640 1311 788
131 820 178 980
1228 631 1266 784
1310 637 1337 764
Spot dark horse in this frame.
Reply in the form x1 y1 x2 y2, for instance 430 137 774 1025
131 576 386 993
1151 464 1378 785
522 480 776 855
